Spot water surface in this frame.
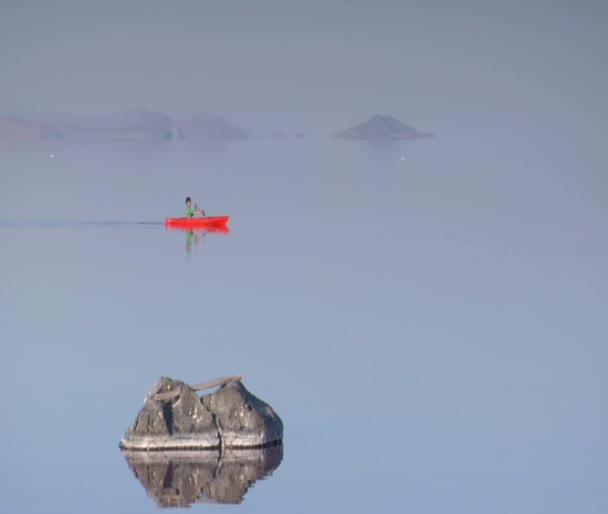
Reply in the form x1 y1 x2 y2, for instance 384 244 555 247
1 134 606 513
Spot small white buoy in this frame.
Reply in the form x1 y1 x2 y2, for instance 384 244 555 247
50 154 54 158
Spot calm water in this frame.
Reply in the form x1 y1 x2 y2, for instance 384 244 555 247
1 132 606 513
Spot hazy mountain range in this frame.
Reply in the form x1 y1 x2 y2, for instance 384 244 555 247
0 110 433 142
335 114 434 140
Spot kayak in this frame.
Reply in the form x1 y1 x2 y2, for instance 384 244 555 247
165 216 229 229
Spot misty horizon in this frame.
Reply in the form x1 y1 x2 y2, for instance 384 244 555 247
2 1 606 133
0 109 436 142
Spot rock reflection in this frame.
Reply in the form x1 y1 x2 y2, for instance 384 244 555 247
122 444 283 507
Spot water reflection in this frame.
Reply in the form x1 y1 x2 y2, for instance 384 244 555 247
186 229 205 254
122 444 283 507
165 226 229 254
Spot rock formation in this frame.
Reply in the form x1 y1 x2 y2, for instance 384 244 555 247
336 114 434 140
119 376 283 450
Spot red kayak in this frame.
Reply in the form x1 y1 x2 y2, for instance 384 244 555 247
165 216 229 229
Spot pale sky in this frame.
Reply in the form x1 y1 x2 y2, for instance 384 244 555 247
1 0 607 131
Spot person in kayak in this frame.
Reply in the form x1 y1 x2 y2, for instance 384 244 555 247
185 197 205 218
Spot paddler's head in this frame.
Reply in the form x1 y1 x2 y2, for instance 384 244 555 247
185 197 192 206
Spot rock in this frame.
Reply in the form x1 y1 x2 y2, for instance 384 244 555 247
202 380 284 448
119 376 283 450
122 445 283 506
336 114 434 140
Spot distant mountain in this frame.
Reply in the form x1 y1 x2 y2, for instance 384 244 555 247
254 131 308 139
0 111 433 143
336 114 433 140
0 115 62 141
41 109 184 142
0 110 249 142
177 112 249 140
105 109 184 141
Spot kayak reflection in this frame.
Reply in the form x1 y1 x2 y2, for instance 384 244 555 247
164 225 229 254
186 229 203 253
122 444 283 507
